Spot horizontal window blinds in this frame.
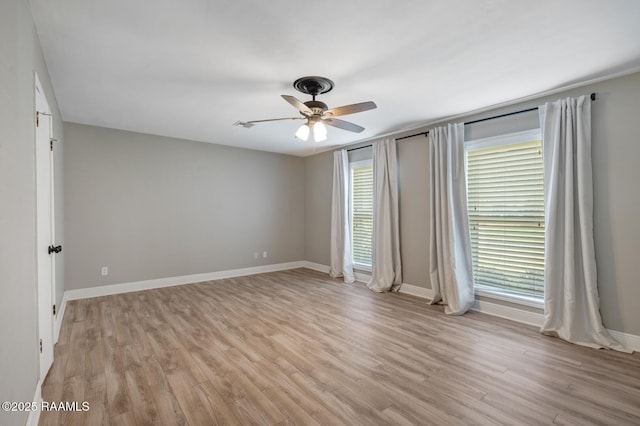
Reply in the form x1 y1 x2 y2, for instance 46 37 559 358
467 140 544 298
352 165 373 266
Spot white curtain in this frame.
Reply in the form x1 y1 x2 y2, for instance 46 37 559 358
368 139 402 292
428 123 474 315
329 149 355 283
539 96 628 352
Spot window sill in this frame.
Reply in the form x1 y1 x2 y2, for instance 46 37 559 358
474 286 544 309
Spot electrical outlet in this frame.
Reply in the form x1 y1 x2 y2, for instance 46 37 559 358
101 266 108 276
262 251 268 258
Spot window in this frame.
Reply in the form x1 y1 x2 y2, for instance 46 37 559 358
350 160 373 269
466 129 544 301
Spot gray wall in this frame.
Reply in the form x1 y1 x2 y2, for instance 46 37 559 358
303 71 640 337
0 0 64 424
304 150 333 266
64 123 305 290
397 138 430 287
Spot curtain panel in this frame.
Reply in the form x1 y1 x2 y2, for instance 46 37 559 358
368 139 402 292
329 149 355 283
428 123 475 315
539 95 627 352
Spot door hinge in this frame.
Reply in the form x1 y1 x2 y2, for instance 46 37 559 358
39 339 43 353
36 111 52 128
50 139 53 151
53 304 56 316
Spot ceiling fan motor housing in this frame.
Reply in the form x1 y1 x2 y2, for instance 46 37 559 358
304 100 328 115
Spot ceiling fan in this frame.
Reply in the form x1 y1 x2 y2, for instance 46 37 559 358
234 76 377 142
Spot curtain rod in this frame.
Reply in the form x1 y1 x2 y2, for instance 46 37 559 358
347 144 373 152
395 131 429 141
466 92 596 125
346 132 429 150
363 92 598 146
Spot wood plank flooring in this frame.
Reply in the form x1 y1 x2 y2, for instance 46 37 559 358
40 268 640 425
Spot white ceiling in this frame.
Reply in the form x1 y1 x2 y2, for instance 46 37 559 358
30 0 640 157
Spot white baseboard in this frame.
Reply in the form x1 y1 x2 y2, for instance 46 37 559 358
354 271 371 284
471 299 544 327
302 262 371 284
26 379 42 426
302 261 330 274
64 261 306 301
608 329 640 352
398 282 434 300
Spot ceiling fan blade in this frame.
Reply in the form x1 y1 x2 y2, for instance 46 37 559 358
323 118 365 133
233 117 304 128
324 101 377 117
281 95 313 115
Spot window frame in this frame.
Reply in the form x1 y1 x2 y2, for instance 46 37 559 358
465 128 545 308
349 159 373 272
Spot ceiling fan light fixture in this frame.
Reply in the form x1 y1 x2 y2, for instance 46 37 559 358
312 121 327 142
295 123 310 141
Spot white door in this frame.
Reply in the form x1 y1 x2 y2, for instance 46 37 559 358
35 74 56 381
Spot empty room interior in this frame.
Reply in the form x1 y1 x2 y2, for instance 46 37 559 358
3 1 640 425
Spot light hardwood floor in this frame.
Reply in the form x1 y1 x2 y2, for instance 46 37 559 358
40 268 640 425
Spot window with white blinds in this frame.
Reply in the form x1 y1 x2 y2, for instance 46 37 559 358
466 130 544 299
350 160 373 268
